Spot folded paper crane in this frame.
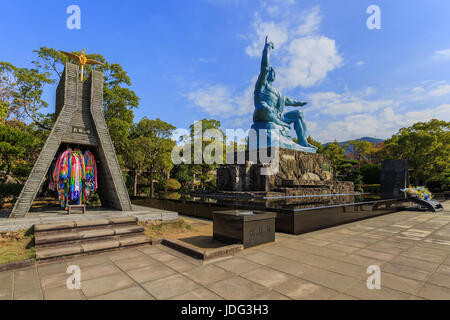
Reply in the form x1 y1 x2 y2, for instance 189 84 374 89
60 49 105 81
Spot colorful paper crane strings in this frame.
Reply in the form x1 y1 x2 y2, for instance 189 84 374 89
49 149 98 208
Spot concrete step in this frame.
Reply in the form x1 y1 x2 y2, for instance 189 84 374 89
33 217 149 260
36 234 149 260
35 225 144 245
34 217 138 232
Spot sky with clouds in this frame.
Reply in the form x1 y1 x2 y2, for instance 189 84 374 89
2 0 450 142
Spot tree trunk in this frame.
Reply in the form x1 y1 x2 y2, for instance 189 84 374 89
133 170 138 197
5 156 12 175
150 180 154 198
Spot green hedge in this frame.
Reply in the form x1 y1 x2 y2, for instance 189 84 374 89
0 183 22 198
164 179 181 191
360 164 381 185
0 183 22 209
363 184 380 195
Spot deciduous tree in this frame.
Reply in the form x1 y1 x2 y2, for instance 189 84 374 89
382 119 450 187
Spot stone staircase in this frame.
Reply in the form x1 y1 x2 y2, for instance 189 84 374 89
34 217 149 260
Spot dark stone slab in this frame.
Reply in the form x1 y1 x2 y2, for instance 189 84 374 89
213 210 276 248
380 160 409 198
275 198 410 235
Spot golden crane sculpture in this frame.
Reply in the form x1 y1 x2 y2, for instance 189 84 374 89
59 49 105 81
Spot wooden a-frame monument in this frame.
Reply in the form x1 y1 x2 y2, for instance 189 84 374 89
10 63 132 218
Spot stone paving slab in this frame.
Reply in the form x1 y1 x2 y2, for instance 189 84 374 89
43 285 86 300
0 271 13 300
142 274 200 299
273 277 338 300
1 207 450 300
93 285 154 300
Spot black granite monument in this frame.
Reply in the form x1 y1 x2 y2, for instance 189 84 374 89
213 210 276 248
380 160 409 198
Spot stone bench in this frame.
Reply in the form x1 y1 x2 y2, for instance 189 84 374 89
67 205 86 215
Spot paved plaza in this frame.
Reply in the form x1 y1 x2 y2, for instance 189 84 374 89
1 206 450 300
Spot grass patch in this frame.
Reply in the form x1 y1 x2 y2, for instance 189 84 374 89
0 229 35 265
139 219 194 239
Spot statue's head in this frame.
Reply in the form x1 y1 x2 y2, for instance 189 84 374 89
268 67 276 83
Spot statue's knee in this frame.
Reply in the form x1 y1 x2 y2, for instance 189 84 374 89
293 110 303 118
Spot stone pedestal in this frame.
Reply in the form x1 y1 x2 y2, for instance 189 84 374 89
217 148 354 194
213 210 276 248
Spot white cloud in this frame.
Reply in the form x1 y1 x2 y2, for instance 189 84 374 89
364 87 376 95
356 61 365 67
411 86 425 94
279 36 342 88
245 6 343 89
396 81 450 101
307 90 396 116
404 104 450 123
429 84 450 97
188 85 235 116
188 82 254 119
310 104 450 142
433 49 450 60
265 6 279 15
295 5 321 36
245 15 289 57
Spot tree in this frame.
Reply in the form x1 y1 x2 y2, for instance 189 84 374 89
185 119 225 190
360 164 381 185
134 118 176 197
348 139 377 168
319 141 348 178
0 62 54 130
0 121 42 181
122 135 147 197
307 136 323 152
338 158 363 192
171 164 194 192
382 119 450 187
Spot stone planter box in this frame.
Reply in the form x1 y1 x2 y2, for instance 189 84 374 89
213 210 276 248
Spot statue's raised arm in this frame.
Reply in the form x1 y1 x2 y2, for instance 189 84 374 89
261 36 274 70
255 37 275 90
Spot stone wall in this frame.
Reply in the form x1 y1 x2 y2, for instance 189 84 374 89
217 148 354 194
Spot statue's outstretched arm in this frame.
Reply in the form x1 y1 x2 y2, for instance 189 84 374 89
285 97 307 107
255 37 274 90
261 36 274 71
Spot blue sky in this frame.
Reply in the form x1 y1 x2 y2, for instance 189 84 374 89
1 0 450 142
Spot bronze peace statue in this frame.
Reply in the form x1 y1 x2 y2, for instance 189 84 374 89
250 36 317 153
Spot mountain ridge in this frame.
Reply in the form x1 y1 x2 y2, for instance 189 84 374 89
323 137 385 154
